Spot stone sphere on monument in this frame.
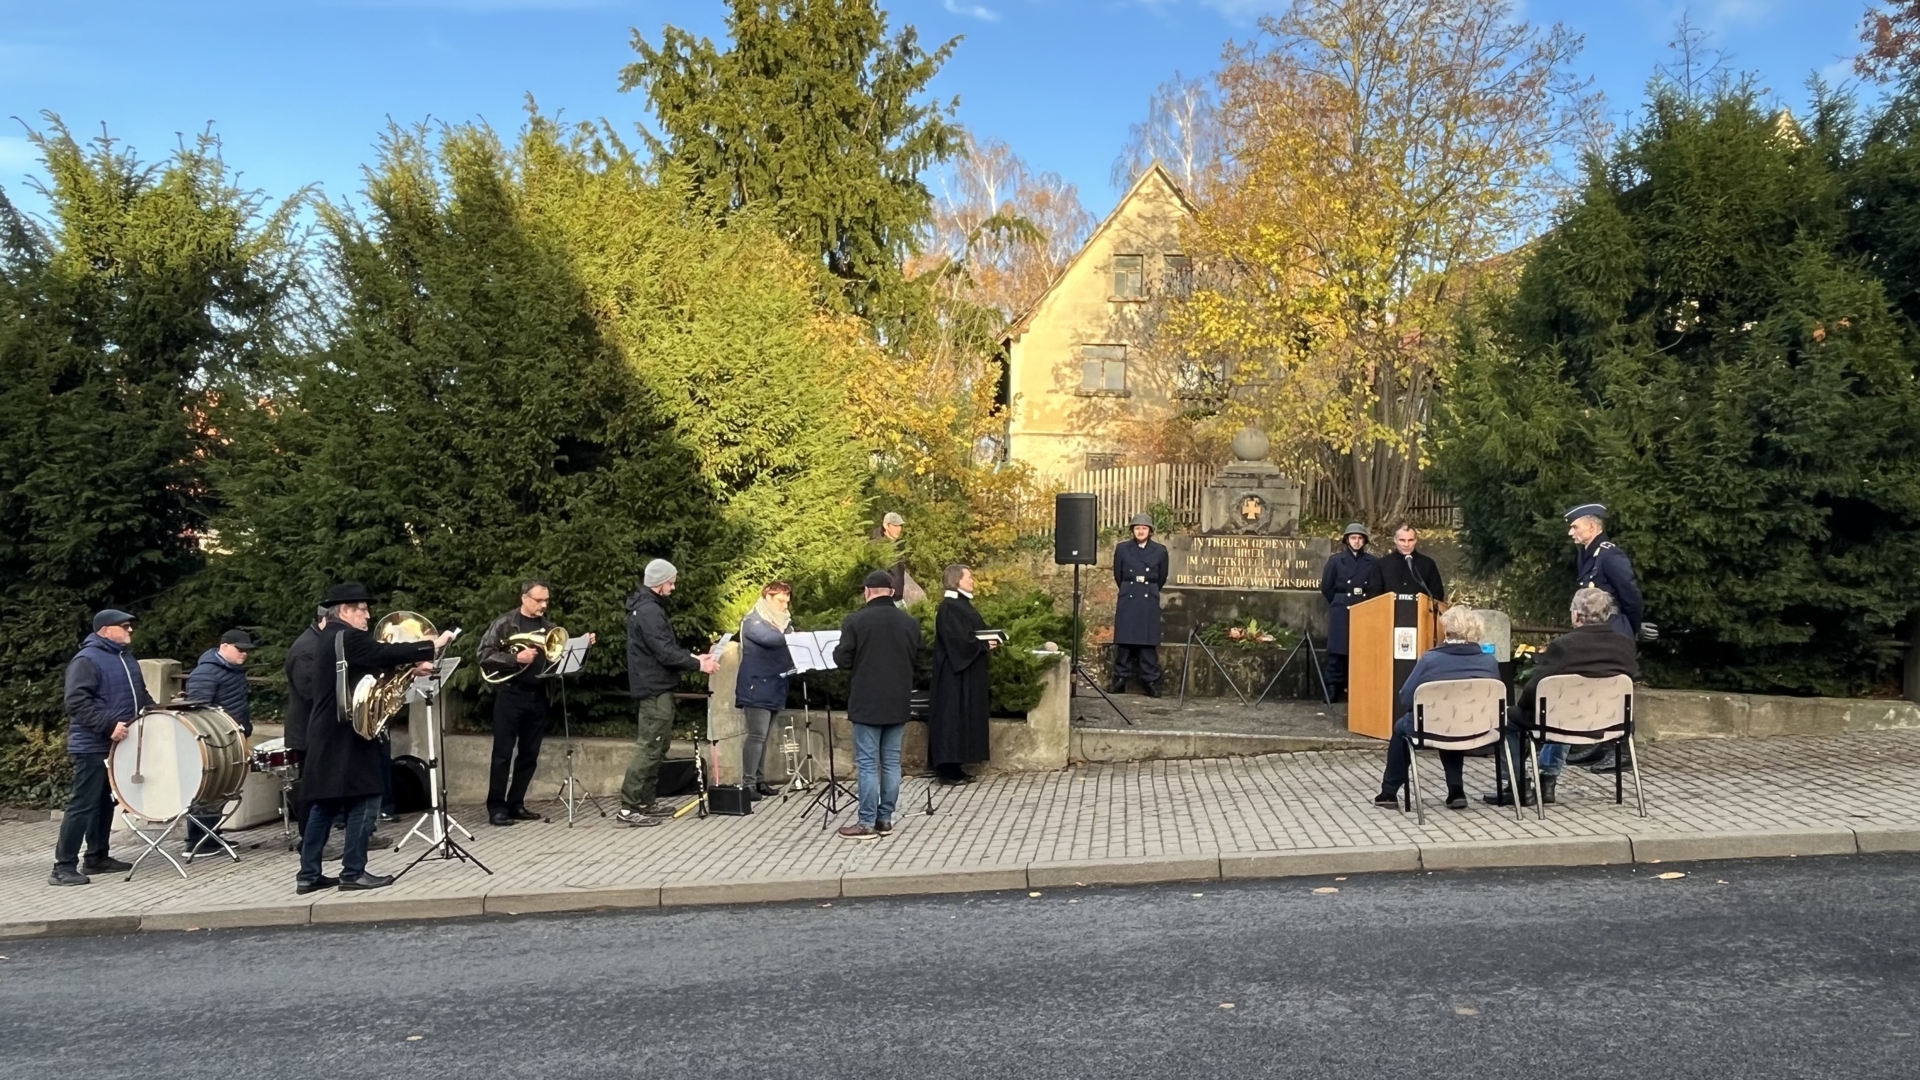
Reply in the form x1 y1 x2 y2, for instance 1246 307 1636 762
1231 425 1270 462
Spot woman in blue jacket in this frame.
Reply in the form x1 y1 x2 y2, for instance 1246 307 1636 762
1372 606 1501 812
736 582 795 799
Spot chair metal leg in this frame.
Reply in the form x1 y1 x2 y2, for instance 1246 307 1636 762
1626 734 1646 818
1501 741 1524 823
1613 738 1625 805
1408 745 1425 826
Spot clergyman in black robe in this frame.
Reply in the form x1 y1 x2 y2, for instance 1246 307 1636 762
928 564 997 784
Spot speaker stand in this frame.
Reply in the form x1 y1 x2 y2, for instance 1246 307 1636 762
1069 562 1134 726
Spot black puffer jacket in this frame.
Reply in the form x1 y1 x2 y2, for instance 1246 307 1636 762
625 587 700 697
832 597 924 727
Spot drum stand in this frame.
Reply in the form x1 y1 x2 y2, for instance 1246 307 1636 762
119 806 237 881
395 660 491 879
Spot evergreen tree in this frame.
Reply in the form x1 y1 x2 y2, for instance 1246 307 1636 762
1433 85 1920 694
621 0 963 322
0 120 296 732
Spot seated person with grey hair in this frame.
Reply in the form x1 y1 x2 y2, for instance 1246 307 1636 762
1487 587 1642 807
1373 605 1500 812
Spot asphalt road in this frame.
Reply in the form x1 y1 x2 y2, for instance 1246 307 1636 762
2 854 1915 1080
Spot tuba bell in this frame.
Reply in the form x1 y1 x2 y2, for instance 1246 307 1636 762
481 626 569 684
349 610 438 740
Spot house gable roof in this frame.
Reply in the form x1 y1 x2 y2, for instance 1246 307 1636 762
1003 161 1197 344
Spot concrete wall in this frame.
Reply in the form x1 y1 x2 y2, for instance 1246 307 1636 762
1004 166 1194 478
1638 688 1920 742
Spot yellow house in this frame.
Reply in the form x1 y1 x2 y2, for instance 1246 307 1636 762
999 163 1200 479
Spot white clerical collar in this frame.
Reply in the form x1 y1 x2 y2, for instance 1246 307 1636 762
943 589 973 599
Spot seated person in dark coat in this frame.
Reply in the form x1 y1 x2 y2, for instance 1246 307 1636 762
1489 587 1641 806
1373 605 1499 812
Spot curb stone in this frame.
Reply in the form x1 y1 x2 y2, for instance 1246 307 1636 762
1027 854 1220 888
660 876 840 906
309 893 487 924
840 865 1028 898
1630 828 1857 864
0 914 141 940
1850 825 1920 854
1420 836 1632 870
484 885 662 916
1219 845 1420 879
140 903 312 933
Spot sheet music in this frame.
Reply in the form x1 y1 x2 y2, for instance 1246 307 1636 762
783 630 843 673
408 656 462 702
545 635 591 677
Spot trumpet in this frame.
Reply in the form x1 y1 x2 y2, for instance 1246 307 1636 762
349 611 440 740
481 625 570 684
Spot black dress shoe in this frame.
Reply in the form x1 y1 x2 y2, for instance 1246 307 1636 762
339 872 395 891
1372 791 1401 808
1586 750 1633 773
1445 790 1468 811
82 855 132 873
489 809 516 826
1142 682 1161 698
1481 786 1537 807
1105 678 1127 694
754 782 780 797
508 806 541 821
746 787 765 802
49 867 90 886
296 875 340 895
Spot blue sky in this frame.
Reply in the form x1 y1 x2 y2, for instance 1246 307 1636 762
0 1 1876 222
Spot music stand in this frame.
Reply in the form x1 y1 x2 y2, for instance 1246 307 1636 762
395 657 492 879
543 634 606 826
783 629 855 828
1176 628 1250 706
1254 634 1332 706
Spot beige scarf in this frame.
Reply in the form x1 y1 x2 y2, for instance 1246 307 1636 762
751 596 793 634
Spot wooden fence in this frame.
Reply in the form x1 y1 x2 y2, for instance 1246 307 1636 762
1046 462 1458 533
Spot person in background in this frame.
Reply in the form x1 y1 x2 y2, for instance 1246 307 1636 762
1318 523 1376 701
617 559 718 827
1108 513 1169 696
183 628 255 856
1364 524 1446 601
928 564 998 785
1371 605 1497 813
832 570 924 839
48 609 148 886
735 581 794 800
873 511 927 606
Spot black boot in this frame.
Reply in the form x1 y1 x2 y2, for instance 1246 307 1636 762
1105 677 1127 694
1539 774 1558 804
1142 681 1161 698
1586 748 1633 773
1481 784 1537 807
1564 743 1605 766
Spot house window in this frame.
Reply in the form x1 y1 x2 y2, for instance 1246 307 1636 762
1078 344 1128 394
1164 254 1192 298
1112 255 1144 300
1085 452 1124 471
1175 355 1226 400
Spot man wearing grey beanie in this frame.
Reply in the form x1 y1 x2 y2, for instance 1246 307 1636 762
617 559 717 826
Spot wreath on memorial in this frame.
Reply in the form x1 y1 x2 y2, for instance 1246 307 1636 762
1198 617 1300 650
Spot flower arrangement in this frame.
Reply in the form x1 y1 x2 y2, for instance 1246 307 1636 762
1200 617 1299 649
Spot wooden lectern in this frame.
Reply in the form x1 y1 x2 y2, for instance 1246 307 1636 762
1347 592 1444 739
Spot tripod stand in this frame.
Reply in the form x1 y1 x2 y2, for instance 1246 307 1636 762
395 658 491 879
544 635 607 826
1176 627 1250 706
1068 562 1134 726
797 676 856 828
1254 633 1332 706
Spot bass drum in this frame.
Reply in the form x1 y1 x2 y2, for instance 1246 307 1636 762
109 706 250 822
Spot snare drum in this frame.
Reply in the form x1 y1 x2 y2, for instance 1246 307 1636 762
108 706 251 822
250 737 300 775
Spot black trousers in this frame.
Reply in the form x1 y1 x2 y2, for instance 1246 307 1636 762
488 687 549 810
1112 645 1162 685
1323 651 1349 691
53 754 113 870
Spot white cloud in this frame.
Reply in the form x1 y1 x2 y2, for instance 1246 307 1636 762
944 0 1002 21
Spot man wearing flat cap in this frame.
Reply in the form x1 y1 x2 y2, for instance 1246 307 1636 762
617 559 717 827
1319 523 1377 701
831 569 925 839
297 582 453 894
183 628 257 856
48 608 151 886
1109 513 1170 696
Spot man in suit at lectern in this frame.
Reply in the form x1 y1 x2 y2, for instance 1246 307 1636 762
1365 525 1445 601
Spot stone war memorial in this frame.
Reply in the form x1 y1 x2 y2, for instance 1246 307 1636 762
1158 428 1334 698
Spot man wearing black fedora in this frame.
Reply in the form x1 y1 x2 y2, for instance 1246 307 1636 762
296 582 452 894
182 627 257 856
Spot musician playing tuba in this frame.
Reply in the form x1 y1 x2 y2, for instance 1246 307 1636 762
476 579 594 827
297 582 453 895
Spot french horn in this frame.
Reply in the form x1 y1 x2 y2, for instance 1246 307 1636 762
481 626 569 684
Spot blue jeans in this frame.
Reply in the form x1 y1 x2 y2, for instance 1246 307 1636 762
852 723 904 826
1504 728 1568 779
298 794 381 883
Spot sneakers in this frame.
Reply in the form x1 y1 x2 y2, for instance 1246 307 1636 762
1444 789 1468 811
837 824 879 841
296 875 340 895
82 854 132 873
338 872 394 891
617 808 662 828
639 801 678 817
48 867 90 887
1372 791 1401 808
874 819 894 837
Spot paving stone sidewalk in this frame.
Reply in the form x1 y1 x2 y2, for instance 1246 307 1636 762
3 731 1917 939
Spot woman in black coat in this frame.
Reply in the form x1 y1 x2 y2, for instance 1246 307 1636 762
929 565 998 784
735 582 794 798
